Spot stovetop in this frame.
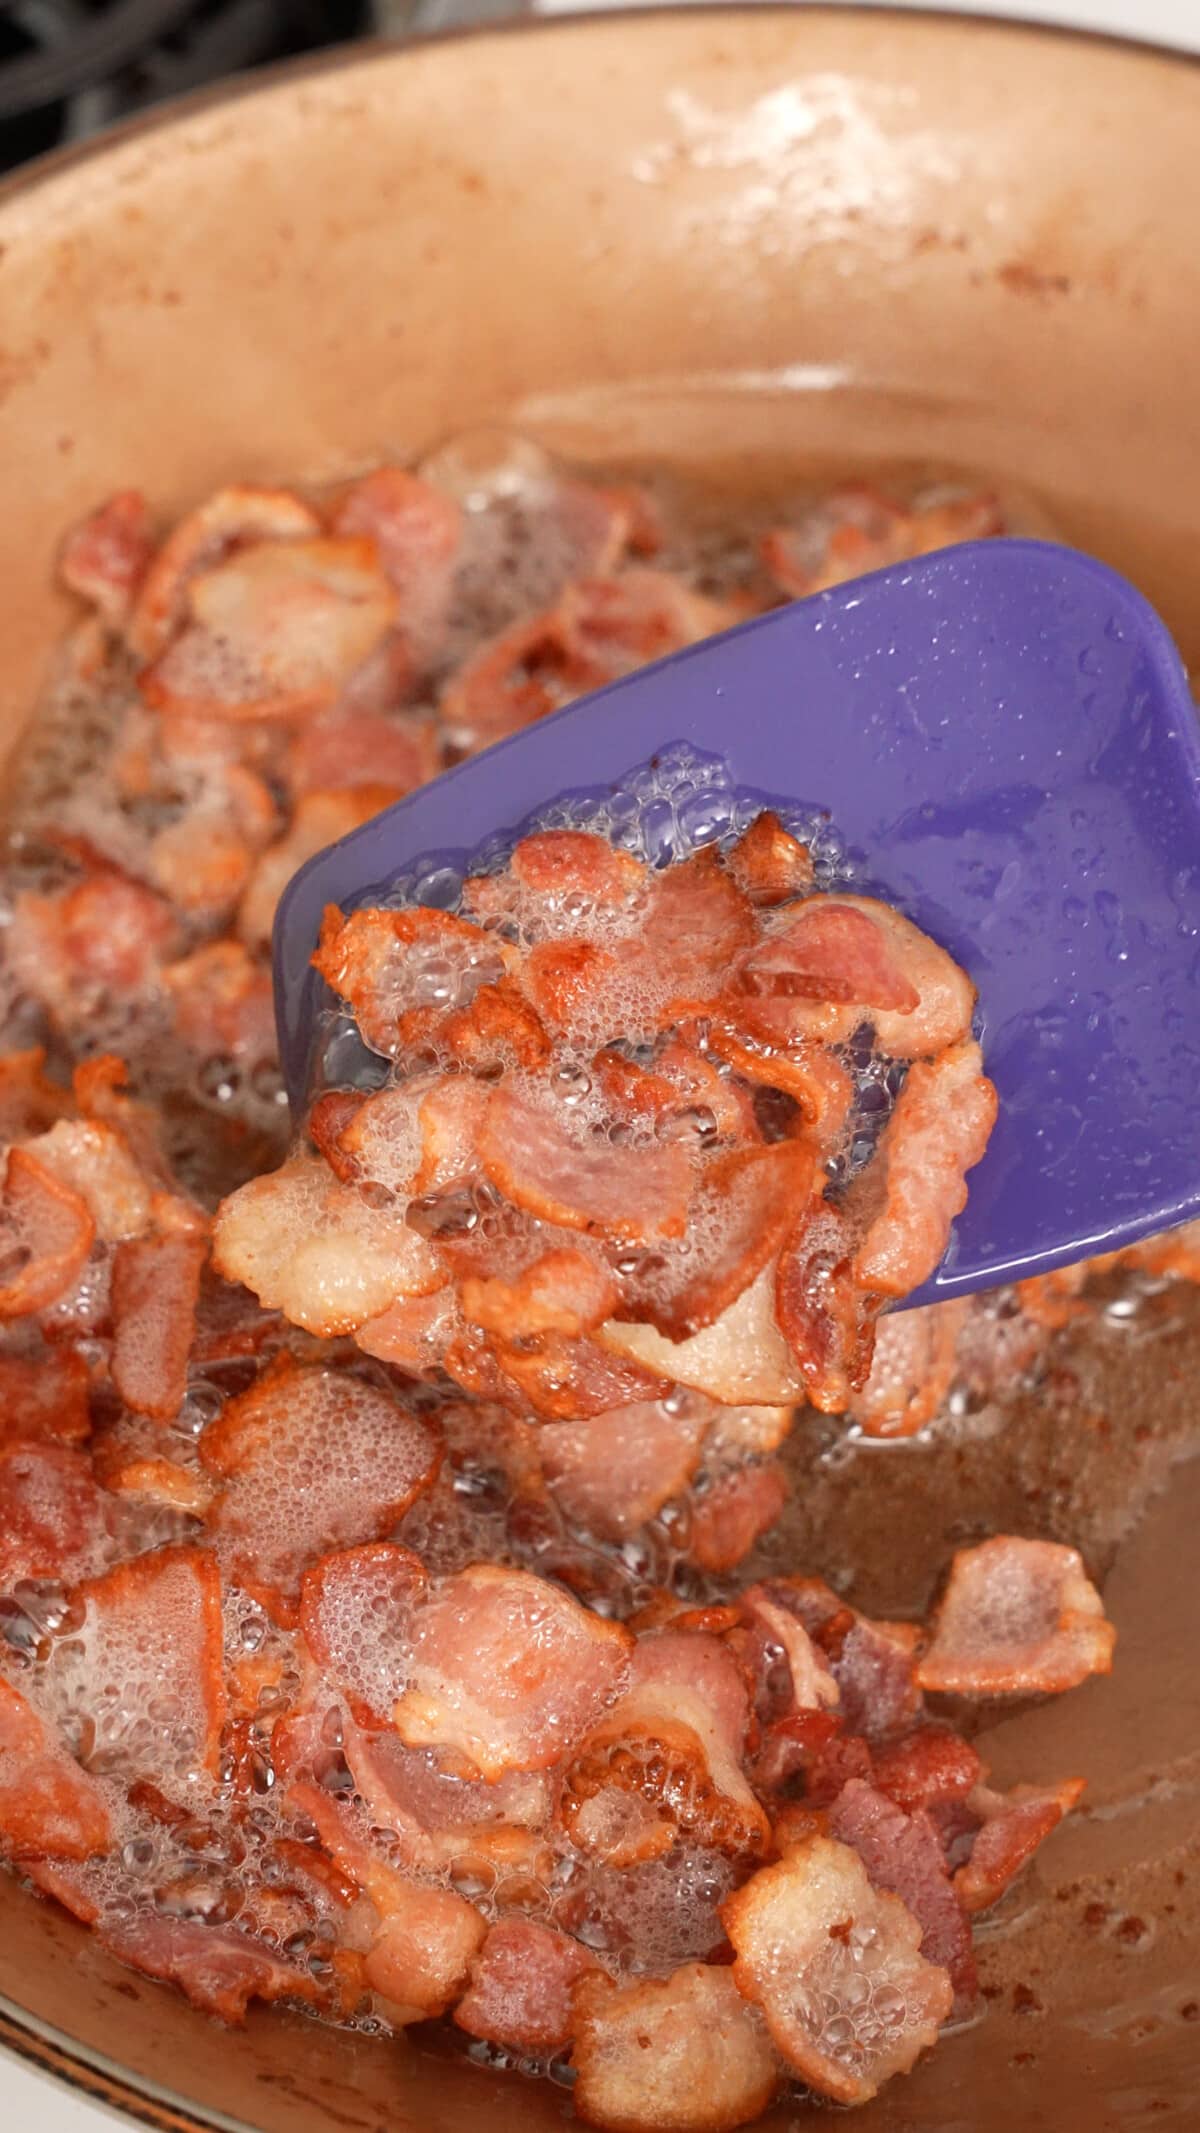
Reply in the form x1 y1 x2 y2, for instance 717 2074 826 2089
0 0 378 171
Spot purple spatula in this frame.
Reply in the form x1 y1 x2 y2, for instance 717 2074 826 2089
274 537 1200 1309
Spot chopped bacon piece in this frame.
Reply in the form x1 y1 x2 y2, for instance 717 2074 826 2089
163 940 277 1063
916 1537 1115 1696
141 537 400 723
849 1300 969 1438
571 1963 779 2133
852 1041 997 1297
454 1919 601 2055
954 1778 1085 1912
7 872 178 1028
0 1350 91 1448
331 466 462 644
592 1041 758 1147
617 1141 811 1341
357 1285 458 1375
827 1778 977 2003
644 848 757 1012
602 1260 805 1408
238 785 401 951
562 1629 767 1864
562 570 735 675
462 1247 619 1342
736 1585 840 1721
732 894 974 1058
0 1049 72 1144
343 1725 553 1882
702 1021 853 1150
212 1155 445 1337
727 811 814 907
126 484 321 663
506 828 645 911
98 1912 324 2024
539 1397 709 1539
0 1677 112 1860
287 706 441 801
288 1779 485 2019
871 1728 984 1817
687 1463 788 1573
200 1357 440 1622
48 1545 226 1781
774 1203 874 1414
392 1562 630 1779
0 1440 106 1587
722 1834 953 2104
110 1231 207 1420
26 1118 153 1244
97 1450 214 1518
298 1541 428 1725
465 1323 676 1424
0 1146 95 1319
762 1581 923 1742
400 975 552 1076
760 485 1003 601
59 490 154 626
313 904 511 1059
148 763 278 922
477 1084 693 1244
737 901 919 1013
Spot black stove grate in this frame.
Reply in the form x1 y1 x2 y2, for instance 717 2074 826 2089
0 0 373 171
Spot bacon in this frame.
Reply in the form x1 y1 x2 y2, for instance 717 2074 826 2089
687 1463 788 1573
0 1677 112 1860
737 901 920 1013
477 1084 693 1244
26 1117 154 1244
212 1155 445 1336
0 1049 72 1144
298 1541 428 1724
726 812 814 908
561 569 735 674
732 895 975 1059
870 1727 984 1817
0 1349 91 1447
99 1911 326 2024
462 1247 619 1342
288 1778 485 2019
571 1963 779 2133
722 1834 953 2104
357 1286 458 1375
0 1440 107 1587
147 763 278 922
852 1042 997 1298
464 1324 676 1424
141 535 401 723
700 1019 852 1148
616 1141 811 1341
736 1586 840 1722
916 1537 1115 1697
59 490 154 626
454 1919 601 2056
774 1202 874 1414
954 1778 1085 1913
200 1357 440 1622
110 1231 207 1420
762 1582 923 1742
592 1041 759 1147
126 484 322 663
538 1397 709 1539
400 976 551 1076
238 786 401 951
287 705 441 800
46 1545 227 1782
476 828 646 926
562 1628 767 1864
392 1562 630 1780
827 1779 977 2004
760 485 1003 601
7 873 178 1029
644 848 758 1013
343 1724 552 1884
96 1450 214 1518
0 1145 95 1319
602 1260 805 1408
313 904 511 1059
331 466 463 650
849 1301 968 1439
163 940 277 1062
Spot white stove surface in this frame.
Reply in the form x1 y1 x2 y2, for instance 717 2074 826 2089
5 0 1197 2124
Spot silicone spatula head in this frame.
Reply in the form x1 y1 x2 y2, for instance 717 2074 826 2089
274 538 1200 1307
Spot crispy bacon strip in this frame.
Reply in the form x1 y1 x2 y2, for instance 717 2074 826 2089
571 1964 779 2133
916 1537 1115 1697
200 1357 440 1622
849 1301 968 1439
852 1041 997 1297
111 1231 208 1420
722 1834 953 2105
0 1678 112 1860
99 1912 326 2024
212 1155 445 1337
392 1562 631 1780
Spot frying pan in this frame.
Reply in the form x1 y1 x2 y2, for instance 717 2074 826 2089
0 10 1196 2130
